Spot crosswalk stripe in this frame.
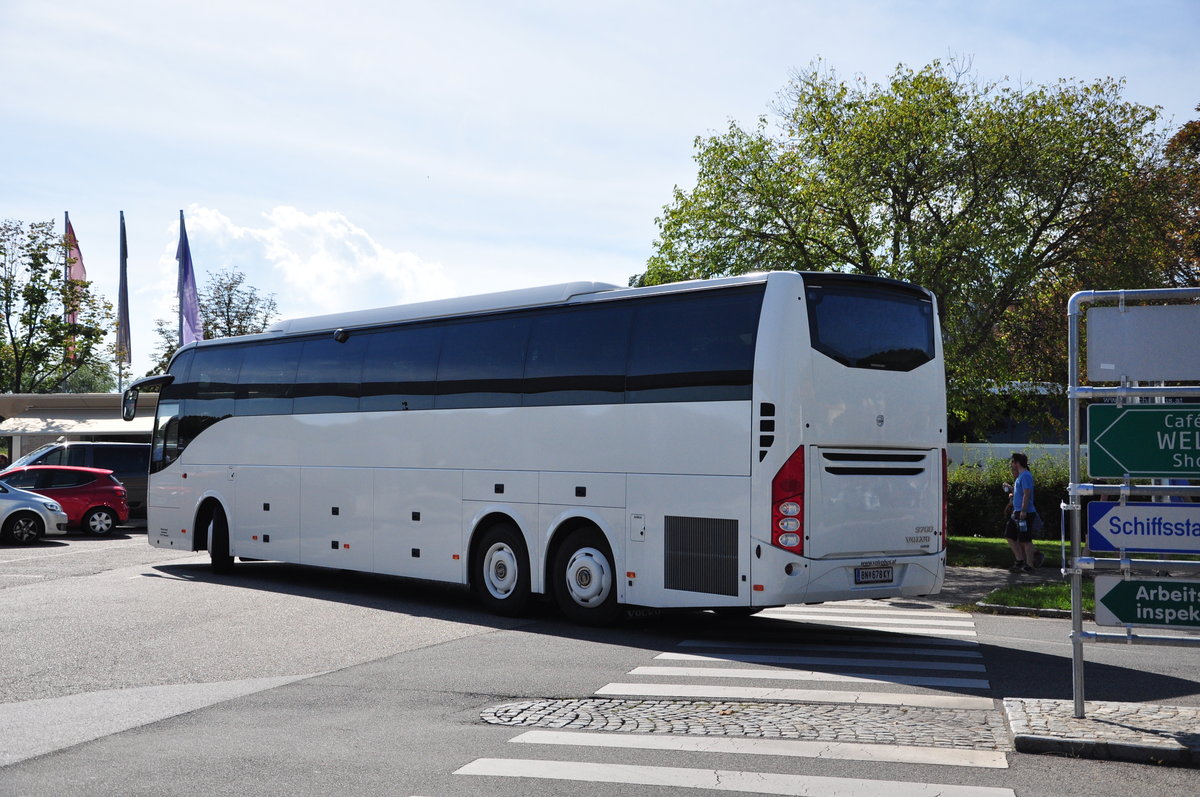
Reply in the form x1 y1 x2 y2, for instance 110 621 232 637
762 611 977 627
677 640 982 656
763 624 979 638
455 758 1016 795
765 605 966 618
595 682 996 709
508 729 1009 769
628 665 990 690
657 652 987 672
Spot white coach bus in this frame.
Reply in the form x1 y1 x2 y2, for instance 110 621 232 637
124 271 947 624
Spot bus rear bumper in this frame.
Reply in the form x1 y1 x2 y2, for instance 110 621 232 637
754 550 946 606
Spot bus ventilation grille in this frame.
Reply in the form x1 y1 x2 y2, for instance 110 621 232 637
821 450 925 476
664 516 739 597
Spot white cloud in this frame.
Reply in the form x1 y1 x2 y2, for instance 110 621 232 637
177 205 455 322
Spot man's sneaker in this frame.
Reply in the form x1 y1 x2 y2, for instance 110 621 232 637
1009 560 1026 572
1022 565 1035 573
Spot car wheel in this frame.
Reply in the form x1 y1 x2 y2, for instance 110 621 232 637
3 512 45 545
472 522 531 616
83 507 118 536
553 527 620 626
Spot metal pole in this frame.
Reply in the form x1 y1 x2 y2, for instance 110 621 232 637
1067 291 1087 718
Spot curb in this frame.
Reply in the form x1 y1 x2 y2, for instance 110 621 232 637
1011 733 1194 766
974 601 1093 620
1002 699 1200 769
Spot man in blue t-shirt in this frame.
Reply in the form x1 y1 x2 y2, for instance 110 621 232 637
1004 452 1037 572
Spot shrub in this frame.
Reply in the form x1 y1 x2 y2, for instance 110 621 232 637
948 455 1070 539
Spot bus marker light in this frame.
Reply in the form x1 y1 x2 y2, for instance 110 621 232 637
252 535 259 541
452 554 460 560
343 544 350 549
753 584 764 591
626 572 636 579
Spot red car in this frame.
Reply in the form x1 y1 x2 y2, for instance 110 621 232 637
0 465 130 536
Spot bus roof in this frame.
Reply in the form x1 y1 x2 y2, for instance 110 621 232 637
178 270 926 352
266 281 622 336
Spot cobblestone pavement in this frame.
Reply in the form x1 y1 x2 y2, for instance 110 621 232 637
478 569 1200 768
1005 698 1200 765
484 698 1013 751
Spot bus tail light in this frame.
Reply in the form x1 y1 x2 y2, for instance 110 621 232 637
941 448 948 550
771 446 805 555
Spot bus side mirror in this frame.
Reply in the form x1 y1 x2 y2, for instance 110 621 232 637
122 388 139 422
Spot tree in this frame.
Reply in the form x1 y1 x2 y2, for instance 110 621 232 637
1162 104 1200 285
0 219 114 393
148 269 279 374
636 60 1191 438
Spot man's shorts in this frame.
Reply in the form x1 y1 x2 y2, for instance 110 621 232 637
1006 514 1036 543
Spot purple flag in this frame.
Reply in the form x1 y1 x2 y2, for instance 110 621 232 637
176 210 203 345
117 212 131 364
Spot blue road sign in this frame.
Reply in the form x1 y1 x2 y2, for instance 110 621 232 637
1088 500 1200 554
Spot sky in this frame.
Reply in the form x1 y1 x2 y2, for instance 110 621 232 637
1 0 1197 381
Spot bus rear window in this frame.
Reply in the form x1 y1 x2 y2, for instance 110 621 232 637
805 278 935 372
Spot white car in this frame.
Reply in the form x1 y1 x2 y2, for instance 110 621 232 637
0 481 69 544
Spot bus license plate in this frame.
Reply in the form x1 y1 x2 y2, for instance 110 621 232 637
854 566 894 585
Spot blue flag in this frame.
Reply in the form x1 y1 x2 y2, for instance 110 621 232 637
176 210 203 345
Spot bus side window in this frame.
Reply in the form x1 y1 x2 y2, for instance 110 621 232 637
435 316 530 409
360 325 442 412
295 334 367 414
235 340 301 416
524 304 631 406
627 286 763 403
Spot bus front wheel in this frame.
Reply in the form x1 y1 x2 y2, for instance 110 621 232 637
553 528 619 626
472 523 531 617
205 505 234 574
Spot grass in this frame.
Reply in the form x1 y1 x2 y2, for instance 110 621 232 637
981 580 1094 613
947 534 1198 611
949 535 1076 611
947 535 1066 569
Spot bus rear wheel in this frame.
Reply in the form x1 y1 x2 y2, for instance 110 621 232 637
553 527 619 626
472 523 531 617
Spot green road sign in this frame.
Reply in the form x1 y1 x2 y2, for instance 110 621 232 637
1088 403 1200 478
1095 575 1200 629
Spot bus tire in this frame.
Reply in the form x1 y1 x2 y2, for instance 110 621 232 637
472 522 531 616
553 527 619 626
206 505 234 574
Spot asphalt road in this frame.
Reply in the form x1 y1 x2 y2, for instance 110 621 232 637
2 531 1198 796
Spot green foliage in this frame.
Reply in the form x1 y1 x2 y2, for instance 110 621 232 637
148 268 279 375
638 59 1193 437
0 219 115 393
947 455 1070 539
